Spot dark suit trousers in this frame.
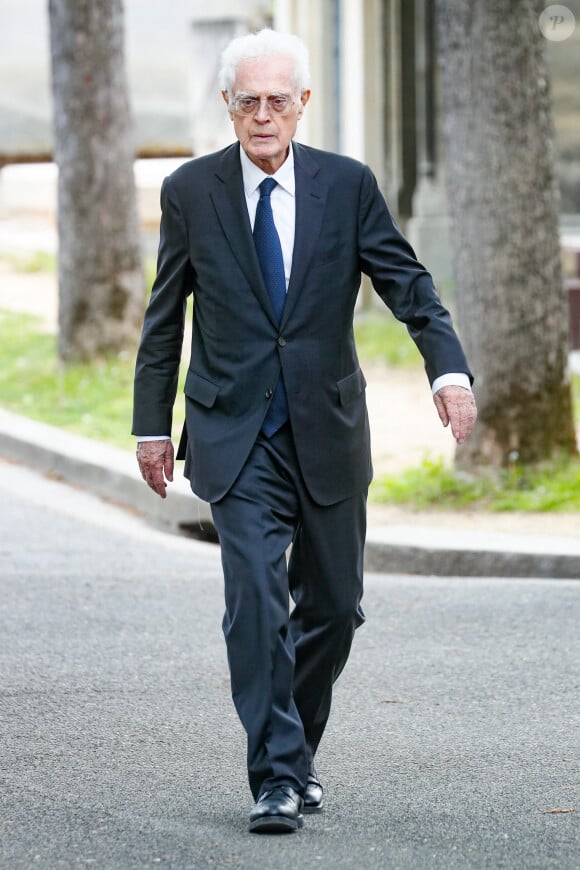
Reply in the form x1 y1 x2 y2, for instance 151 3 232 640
210 423 366 801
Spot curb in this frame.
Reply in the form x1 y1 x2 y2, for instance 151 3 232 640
0 409 214 539
1 409 579 579
364 527 580 579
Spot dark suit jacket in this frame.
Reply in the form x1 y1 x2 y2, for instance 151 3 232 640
133 141 472 505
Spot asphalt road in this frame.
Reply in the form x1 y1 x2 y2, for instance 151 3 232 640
0 460 578 869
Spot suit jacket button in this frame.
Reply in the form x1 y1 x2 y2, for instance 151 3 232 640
265 388 273 399
277 337 286 347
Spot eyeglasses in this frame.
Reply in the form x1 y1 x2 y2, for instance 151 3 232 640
230 93 297 116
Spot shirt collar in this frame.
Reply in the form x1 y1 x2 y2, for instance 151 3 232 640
240 144 295 198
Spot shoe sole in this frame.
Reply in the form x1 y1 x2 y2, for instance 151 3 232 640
303 802 323 814
249 814 304 833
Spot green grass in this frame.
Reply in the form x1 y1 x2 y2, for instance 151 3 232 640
1 305 579 511
0 309 184 450
3 251 57 273
354 312 580 511
354 312 422 367
0 306 417 455
371 455 580 512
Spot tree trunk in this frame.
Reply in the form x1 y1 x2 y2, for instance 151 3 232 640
436 0 577 466
49 0 144 361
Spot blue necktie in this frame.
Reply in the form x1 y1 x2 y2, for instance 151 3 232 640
253 177 289 437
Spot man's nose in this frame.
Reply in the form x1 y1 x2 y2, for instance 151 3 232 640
254 99 271 121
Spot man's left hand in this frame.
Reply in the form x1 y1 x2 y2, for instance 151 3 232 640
433 385 477 444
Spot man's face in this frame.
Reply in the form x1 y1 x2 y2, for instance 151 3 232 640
222 54 310 174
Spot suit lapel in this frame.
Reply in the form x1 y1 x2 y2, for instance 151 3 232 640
209 142 327 330
210 144 278 327
281 143 326 329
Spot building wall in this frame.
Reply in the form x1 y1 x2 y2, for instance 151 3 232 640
1 0 577 219
0 0 269 158
277 0 580 298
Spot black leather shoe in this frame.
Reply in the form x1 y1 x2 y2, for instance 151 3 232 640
249 785 304 833
303 765 324 814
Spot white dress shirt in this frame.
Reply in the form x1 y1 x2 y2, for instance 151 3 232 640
137 145 469 441
240 144 295 290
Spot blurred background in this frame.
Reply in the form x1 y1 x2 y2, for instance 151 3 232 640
1 0 579 280
1 0 579 511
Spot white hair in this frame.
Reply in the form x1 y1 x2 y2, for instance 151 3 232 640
219 28 311 95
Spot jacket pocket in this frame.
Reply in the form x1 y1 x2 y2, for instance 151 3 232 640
184 370 220 408
336 368 367 406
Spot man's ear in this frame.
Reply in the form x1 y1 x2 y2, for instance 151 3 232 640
221 90 233 118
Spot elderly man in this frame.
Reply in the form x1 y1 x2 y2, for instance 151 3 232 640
133 28 476 833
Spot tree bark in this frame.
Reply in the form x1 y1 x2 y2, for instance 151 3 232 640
436 0 577 466
49 0 144 361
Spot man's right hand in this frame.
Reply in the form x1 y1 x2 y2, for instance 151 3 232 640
136 439 174 499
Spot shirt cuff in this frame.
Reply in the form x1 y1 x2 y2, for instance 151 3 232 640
136 435 171 442
431 373 472 396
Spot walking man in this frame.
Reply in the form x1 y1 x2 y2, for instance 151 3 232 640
133 28 476 833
